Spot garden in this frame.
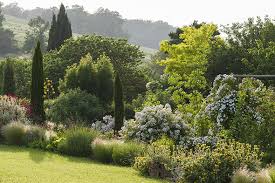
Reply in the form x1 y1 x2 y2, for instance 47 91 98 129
0 3 275 183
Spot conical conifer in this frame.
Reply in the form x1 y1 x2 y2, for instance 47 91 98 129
31 41 45 123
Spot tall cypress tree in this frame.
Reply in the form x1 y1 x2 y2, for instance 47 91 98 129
47 4 72 51
114 73 124 135
31 41 45 123
2 58 15 95
47 14 57 51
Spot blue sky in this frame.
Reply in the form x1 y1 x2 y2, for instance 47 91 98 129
1 0 275 27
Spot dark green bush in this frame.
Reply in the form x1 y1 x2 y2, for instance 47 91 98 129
1 122 26 145
47 89 103 125
58 127 97 157
112 143 143 166
93 143 116 164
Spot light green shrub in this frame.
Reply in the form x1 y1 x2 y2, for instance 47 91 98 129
112 143 143 166
58 127 97 157
174 140 262 183
1 121 26 145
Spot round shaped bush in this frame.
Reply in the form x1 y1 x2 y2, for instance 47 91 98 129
47 89 103 125
112 143 143 166
58 127 97 157
1 122 26 145
122 104 190 143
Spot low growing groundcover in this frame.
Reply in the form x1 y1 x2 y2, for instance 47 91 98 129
0 145 165 183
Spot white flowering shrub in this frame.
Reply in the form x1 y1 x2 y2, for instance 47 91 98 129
122 104 190 143
196 75 275 149
0 95 27 127
204 74 238 128
91 115 114 133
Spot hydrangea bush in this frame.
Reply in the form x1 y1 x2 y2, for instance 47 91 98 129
122 104 190 143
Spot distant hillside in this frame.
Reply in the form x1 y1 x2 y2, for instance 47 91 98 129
2 3 176 49
2 14 158 57
3 14 29 47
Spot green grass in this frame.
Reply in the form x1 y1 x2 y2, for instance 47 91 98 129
0 145 165 183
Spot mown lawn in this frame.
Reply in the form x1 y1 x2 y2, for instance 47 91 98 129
0 145 165 183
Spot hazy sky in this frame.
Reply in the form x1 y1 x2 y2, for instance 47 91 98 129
1 0 275 27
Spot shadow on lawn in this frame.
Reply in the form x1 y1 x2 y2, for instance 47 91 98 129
0 145 53 163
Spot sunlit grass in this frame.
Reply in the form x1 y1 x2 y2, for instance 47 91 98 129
0 145 165 183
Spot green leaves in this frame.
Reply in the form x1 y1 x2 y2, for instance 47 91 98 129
160 24 219 116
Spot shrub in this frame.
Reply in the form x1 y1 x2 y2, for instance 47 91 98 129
1 122 26 145
122 104 190 143
134 156 151 175
174 140 262 183
47 89 103 125
112 143 143 166
24 125 46 147
91 115 114 133
196 75 275 151
58 127 97 157
93 142 115 164
134 139 262 182
0 95 27 127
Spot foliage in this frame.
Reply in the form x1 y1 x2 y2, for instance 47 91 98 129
114 74 124 134
23 16 49 52
43 78 55 99
222 16 275 86
31 41 45 123
196 75 275 153
135 140 262 182
47 89 103 125
47 14 57 51
0 58 32 98
59 54 114 105
24 125 46 147
43 34 144 100
112 143 143 166
47 4 72 51
59 54 97 94
0 3 18 55
96 55 114 104
160 24 220 118
91 115 114 133
92 141 115 164
122 104 190 143
2 58 16 95
1 121 26 145
0 95 27 127
58 127 97 157
174 140 262 183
